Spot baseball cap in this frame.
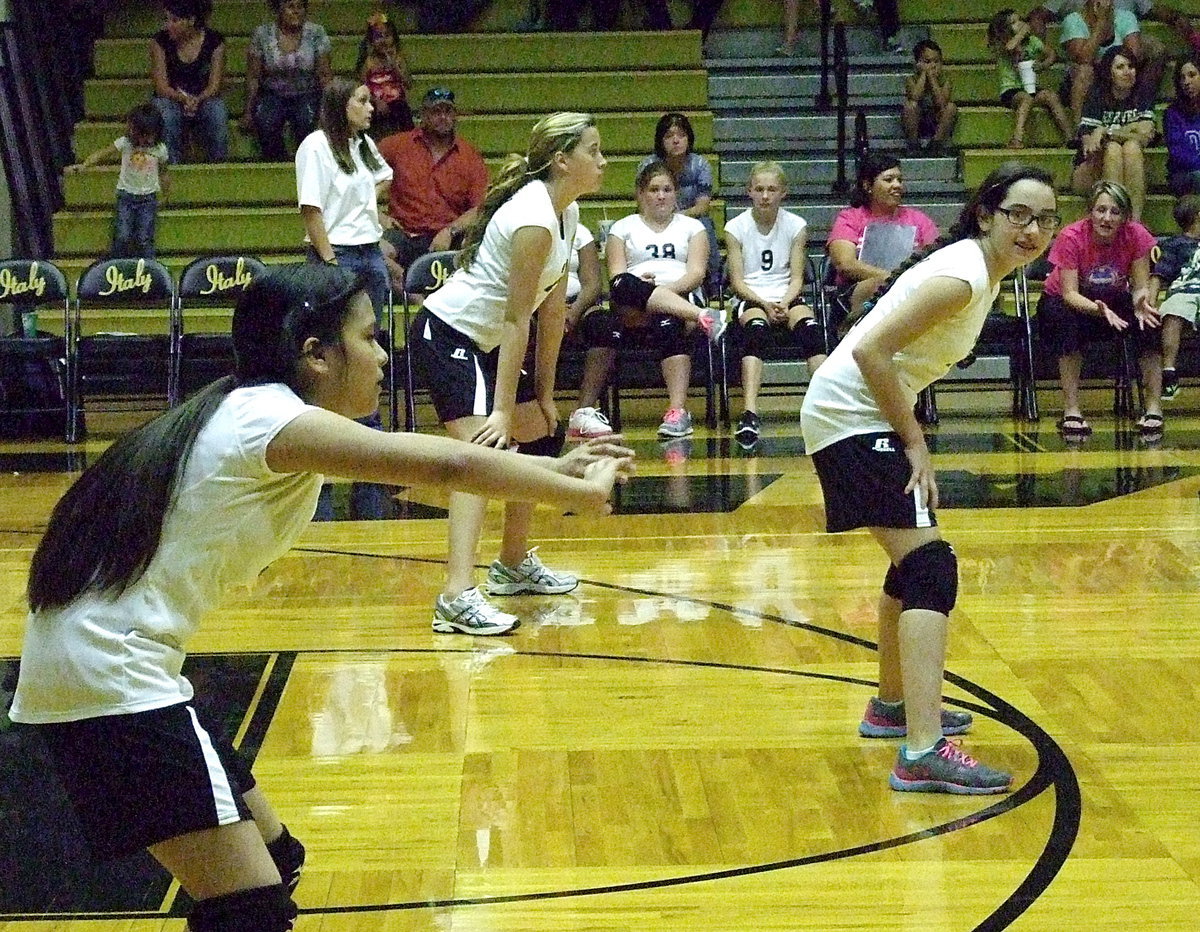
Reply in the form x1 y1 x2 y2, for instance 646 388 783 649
422 87 455 107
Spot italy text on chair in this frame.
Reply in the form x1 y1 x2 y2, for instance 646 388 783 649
0 259 71 440
69 257 175 441
176 255 267 401
400 250 457 431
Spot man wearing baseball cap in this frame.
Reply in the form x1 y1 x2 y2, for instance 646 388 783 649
378 86 489 278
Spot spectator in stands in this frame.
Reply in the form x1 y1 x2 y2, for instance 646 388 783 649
356 11 413 140
902 39 958 155
1150 193 1200 399
1038 179 1163 440
1031 1 1194 109
1072 45 1155 221
826 153 939 323
1165 54 1200 195
988 8 1075 148
65 102 171 259
640 112 721 294
241 0 332 161
724 161 824 449
150 0 228 164
780 3 906 58
377 87 489 286
568 160 724 442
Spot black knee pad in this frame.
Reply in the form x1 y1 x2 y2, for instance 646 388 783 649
266 825 306 893
895 540 958 616
187 884 297 932
609 272 655 311
651 313 689 360
792 317 826 359
580 307 621 348
883 562 904 601
741 317 771 358
519 421 566 457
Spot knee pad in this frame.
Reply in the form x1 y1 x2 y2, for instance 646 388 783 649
883 562 903 601
651 313 689 360
265 825 306 893
894 540 958 616
609 272 655 312
187 884 297 932
580 307 620 348
741 317 771 358
791 317 826 359
518 421 566 457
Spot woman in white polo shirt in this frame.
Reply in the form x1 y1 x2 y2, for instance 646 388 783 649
410 112 608 636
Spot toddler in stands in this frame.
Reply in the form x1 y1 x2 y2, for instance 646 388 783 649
65 102 171 259
987 8 1074 148
1152 193 1200 400
357 11 412 139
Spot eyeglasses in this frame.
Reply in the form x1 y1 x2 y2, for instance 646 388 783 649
996 205 1062 231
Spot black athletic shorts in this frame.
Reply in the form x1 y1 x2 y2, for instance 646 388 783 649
409 308 536 424
811 431 937 533
34 701 254 861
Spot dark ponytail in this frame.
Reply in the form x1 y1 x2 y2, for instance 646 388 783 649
864 161 1055 313
27 264 366 612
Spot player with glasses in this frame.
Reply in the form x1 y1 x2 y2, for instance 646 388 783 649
802 163 1059 795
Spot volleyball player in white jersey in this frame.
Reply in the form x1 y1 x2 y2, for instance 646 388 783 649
724 161 826 448
569 160 724 441
410 112 610 635
10 263 629 932
801 163 1060 794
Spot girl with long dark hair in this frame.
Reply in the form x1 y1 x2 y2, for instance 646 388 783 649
10 264 630 931
802 163 1060 795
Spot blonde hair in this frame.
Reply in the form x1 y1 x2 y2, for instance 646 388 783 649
459 111 596 268
748 160 787 188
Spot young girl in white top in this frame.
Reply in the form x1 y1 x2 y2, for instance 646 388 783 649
296 77 393 319
570 160 723 441
724 160 825 447
10 263 630 931
801 163 1060 796
410 112 610 635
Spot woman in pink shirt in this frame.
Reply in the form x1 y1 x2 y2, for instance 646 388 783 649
1038 179 1163 439
826 153 940 324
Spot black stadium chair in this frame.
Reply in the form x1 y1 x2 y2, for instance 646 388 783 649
400 250 457 431
0 259 71 439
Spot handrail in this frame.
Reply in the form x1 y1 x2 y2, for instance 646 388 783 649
815 0 833 109
831 22 851 194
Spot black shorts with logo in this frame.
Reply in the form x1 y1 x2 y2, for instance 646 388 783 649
409 308 536 424
811 431 937 533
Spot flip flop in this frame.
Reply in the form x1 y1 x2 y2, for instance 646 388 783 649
1056 414 1092 436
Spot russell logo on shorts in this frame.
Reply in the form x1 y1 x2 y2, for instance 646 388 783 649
450 348 468 361
873 437 896 453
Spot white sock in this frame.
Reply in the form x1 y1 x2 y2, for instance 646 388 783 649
903 741 939 761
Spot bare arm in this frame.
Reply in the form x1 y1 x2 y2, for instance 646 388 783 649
850 275 974 509
724 235 761 304
65 143 121 172
315 49 333 89
241 48 262 127
266 409 628 513
660 229 708 295
680 193 712 220
1059 267 1105 315
534 276 569 420
566 240 602 328
606 234 629 278
1110 119 1155 145
198 41 225 103
150 40 178 100
828 238 888 282
300 205 336 263
783 227 808 307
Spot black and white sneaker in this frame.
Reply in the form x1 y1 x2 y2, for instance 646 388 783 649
1162 367 1180 400
735 411 761 448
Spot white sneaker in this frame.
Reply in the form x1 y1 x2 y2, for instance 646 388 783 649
487 547 579 595
697 308 726 344
567 406 614 440
432 587 519 635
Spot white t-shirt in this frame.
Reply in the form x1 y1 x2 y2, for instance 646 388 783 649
114 136 169 196
423 180 578 352
295 129 393 246
11 383 324 724
801 239 998 454
1039 0 1151 15
566 224 595 302
724 207 808 303
609 212 705 286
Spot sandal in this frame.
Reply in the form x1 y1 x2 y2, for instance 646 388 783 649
1138 413 1164 439
1056 414 1092 437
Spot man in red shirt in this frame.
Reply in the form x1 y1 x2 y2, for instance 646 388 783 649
377 87 489 281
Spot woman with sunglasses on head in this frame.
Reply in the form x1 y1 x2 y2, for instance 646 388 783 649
1039 179 1162 440
802 162 1060 795
8 263 630 932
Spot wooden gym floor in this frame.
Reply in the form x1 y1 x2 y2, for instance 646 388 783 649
2 399 1199 930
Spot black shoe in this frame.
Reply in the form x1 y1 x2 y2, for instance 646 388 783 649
735 411 761 448
1162 367 1180 400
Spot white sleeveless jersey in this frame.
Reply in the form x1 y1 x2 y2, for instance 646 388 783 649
724 207 808 303
608 212 704 285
